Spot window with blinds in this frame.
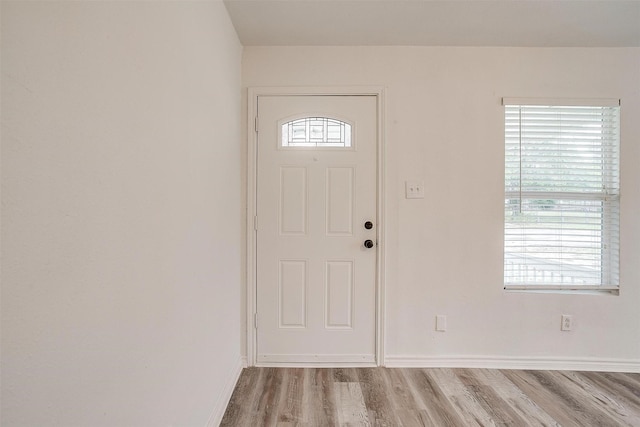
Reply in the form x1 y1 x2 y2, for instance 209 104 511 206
503 99 620 291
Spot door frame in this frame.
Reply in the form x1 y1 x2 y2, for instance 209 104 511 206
246 87 386 367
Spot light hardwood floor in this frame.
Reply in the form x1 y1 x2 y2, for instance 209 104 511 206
220 367 640 426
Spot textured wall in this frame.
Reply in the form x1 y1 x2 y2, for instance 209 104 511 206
1 1 242 425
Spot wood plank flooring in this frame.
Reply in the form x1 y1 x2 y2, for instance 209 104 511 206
220 368 640 426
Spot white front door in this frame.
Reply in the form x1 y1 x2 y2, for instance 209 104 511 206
256 95 378 365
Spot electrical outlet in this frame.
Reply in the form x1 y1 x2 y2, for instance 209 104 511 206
561 314 573 331
405 181 425 199
436 315 447 332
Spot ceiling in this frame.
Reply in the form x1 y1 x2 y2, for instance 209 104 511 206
223 0 640 47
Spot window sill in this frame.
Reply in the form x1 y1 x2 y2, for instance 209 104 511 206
504 285 619 296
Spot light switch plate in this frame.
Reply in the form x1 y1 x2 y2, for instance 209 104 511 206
405 181 425 199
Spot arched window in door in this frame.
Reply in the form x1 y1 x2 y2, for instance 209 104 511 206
281 117 352 148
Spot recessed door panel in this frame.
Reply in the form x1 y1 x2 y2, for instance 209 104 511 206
326 260 354 329
280 167 307 235
279 260 307 328
326 167 354 236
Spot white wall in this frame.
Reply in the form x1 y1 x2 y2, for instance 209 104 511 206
243 47 640 368
1 1 242 425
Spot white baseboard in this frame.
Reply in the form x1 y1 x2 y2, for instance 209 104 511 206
384 355 640 373
206 356 244 427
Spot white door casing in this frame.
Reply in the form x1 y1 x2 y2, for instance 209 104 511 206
250 92 382 366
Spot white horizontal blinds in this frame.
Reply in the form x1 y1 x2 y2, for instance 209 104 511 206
504 103 620 288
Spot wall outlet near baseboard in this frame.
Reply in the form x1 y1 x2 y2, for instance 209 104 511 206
561 314 573 331
436 315 447 332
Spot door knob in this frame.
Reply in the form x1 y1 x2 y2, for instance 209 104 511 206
364 221 374 230
364 240 375 248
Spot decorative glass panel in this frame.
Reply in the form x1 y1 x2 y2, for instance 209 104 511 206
282 117 352 148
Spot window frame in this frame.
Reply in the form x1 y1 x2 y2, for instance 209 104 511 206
502 98 620 293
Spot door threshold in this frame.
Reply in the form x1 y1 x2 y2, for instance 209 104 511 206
255 362 378 368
